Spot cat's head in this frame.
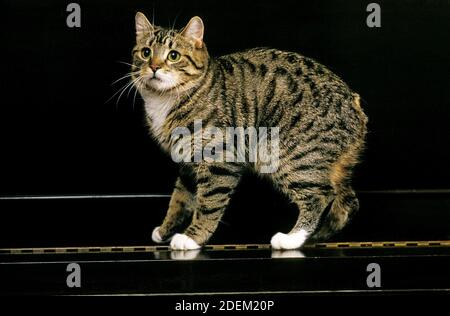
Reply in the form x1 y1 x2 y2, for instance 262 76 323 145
132 12 209 94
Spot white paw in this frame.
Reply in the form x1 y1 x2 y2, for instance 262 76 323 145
151 226 172 244
170 233 201 250
271 229 309 250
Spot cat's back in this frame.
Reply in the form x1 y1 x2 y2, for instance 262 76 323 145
217 48 303 77
213 47 367 148
217 47 358 108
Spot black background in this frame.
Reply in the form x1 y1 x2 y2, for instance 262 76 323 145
1 0 450 195
0 0 449 246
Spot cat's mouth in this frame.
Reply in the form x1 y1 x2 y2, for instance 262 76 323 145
143 72 177 91
146 77 161 86
149 73 161 81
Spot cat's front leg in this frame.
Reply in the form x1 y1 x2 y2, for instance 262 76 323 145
170 163 242 250
152 177 196 244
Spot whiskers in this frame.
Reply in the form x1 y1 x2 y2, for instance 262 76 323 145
107 61 188 111
168 11 181 34
111 70 140 85
106 61 146 110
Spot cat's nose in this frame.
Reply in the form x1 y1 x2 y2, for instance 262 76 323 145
150 64 160 72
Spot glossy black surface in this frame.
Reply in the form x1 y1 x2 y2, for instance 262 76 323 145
2 245 450 262
1 246 449 295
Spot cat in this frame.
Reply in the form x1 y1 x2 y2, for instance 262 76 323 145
130 12 368 250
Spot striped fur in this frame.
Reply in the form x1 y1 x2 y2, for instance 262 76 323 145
132 13 368 248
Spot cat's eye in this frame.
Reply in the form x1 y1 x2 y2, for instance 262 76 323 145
141 47 152 59
167 50 181 62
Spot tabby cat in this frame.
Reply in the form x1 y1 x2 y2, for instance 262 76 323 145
131 12 368 250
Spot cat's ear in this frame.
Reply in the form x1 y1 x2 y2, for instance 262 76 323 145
135 12 154 40
181 16 204 48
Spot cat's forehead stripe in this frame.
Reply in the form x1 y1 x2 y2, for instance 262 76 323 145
140 28 182 48
145 29 175 46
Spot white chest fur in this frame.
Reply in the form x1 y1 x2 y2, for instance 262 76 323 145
144 93 176 142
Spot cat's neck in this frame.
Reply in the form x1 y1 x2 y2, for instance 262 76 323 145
143 62 215 146
143 91 177 143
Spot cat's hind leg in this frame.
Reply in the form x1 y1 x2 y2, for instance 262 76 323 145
311 186 358 240
269 155 335 249
271 187 334 249
152 177 196 244
311 144 362 240
311 102 366 240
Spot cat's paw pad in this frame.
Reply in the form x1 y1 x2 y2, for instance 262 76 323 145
271 229 309 250
151 226 172 244
170 233 201 250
